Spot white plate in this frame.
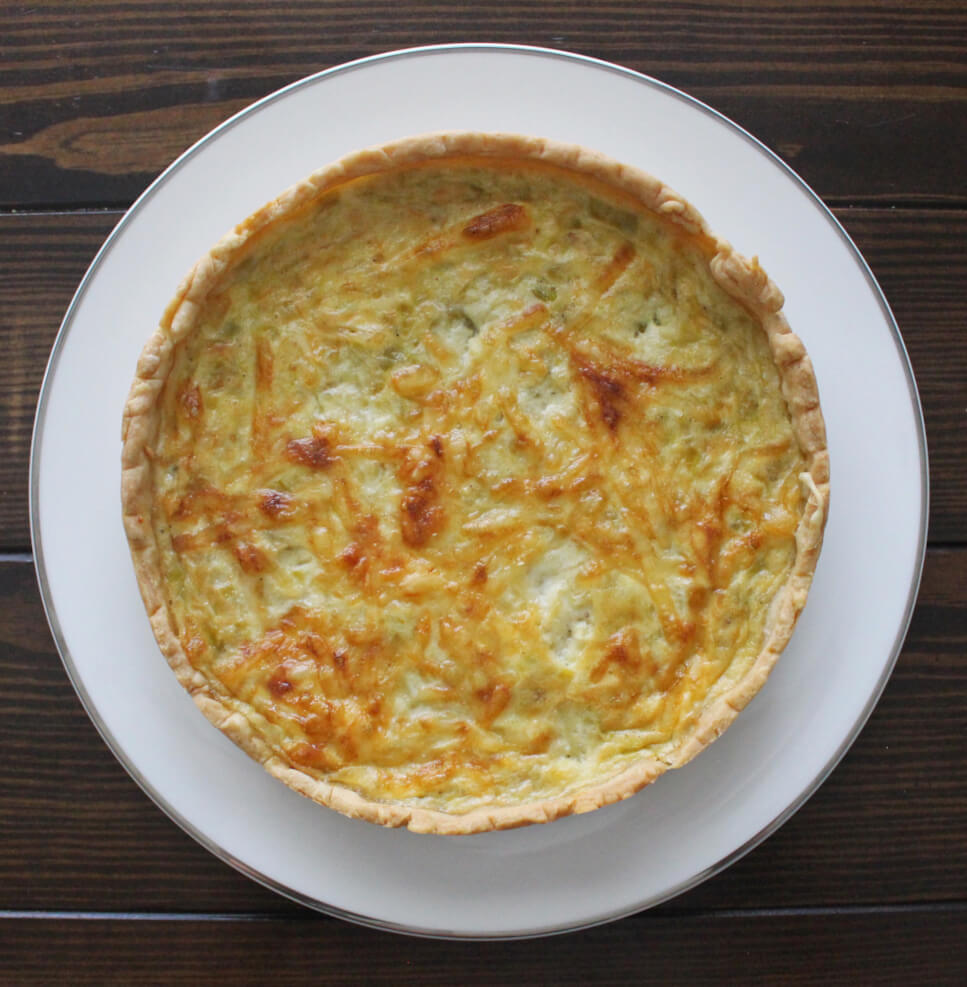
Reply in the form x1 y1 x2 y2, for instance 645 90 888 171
31 45 927 938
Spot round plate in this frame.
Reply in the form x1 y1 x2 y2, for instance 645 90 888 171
31 45 927 938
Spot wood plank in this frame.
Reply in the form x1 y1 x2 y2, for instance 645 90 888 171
0 548 963 914
1 205 963 550
1 1 965 206
1 908 965 983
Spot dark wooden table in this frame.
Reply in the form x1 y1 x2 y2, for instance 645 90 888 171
2 2 965 981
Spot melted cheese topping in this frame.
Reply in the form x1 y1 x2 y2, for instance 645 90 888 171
150 159 806 813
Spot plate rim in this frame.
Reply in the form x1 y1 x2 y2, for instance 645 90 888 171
29 42 929 940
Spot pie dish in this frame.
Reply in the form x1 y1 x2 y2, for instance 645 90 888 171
121 131 829 834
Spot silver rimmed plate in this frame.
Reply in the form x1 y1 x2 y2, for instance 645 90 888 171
31 45 927 938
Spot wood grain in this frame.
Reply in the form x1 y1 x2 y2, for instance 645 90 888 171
1 206 963 550
1 908 965 983
1 1 965 206
1 548 963 914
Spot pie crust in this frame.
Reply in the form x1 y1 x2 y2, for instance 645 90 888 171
122 132 829 834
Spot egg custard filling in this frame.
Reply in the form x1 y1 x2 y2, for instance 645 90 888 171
122 134 828 833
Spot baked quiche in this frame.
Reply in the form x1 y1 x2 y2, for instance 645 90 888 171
122 133 828 834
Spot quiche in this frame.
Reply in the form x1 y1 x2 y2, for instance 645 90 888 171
121 133 828 834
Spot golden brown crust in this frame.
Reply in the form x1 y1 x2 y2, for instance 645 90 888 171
121 132 829 834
